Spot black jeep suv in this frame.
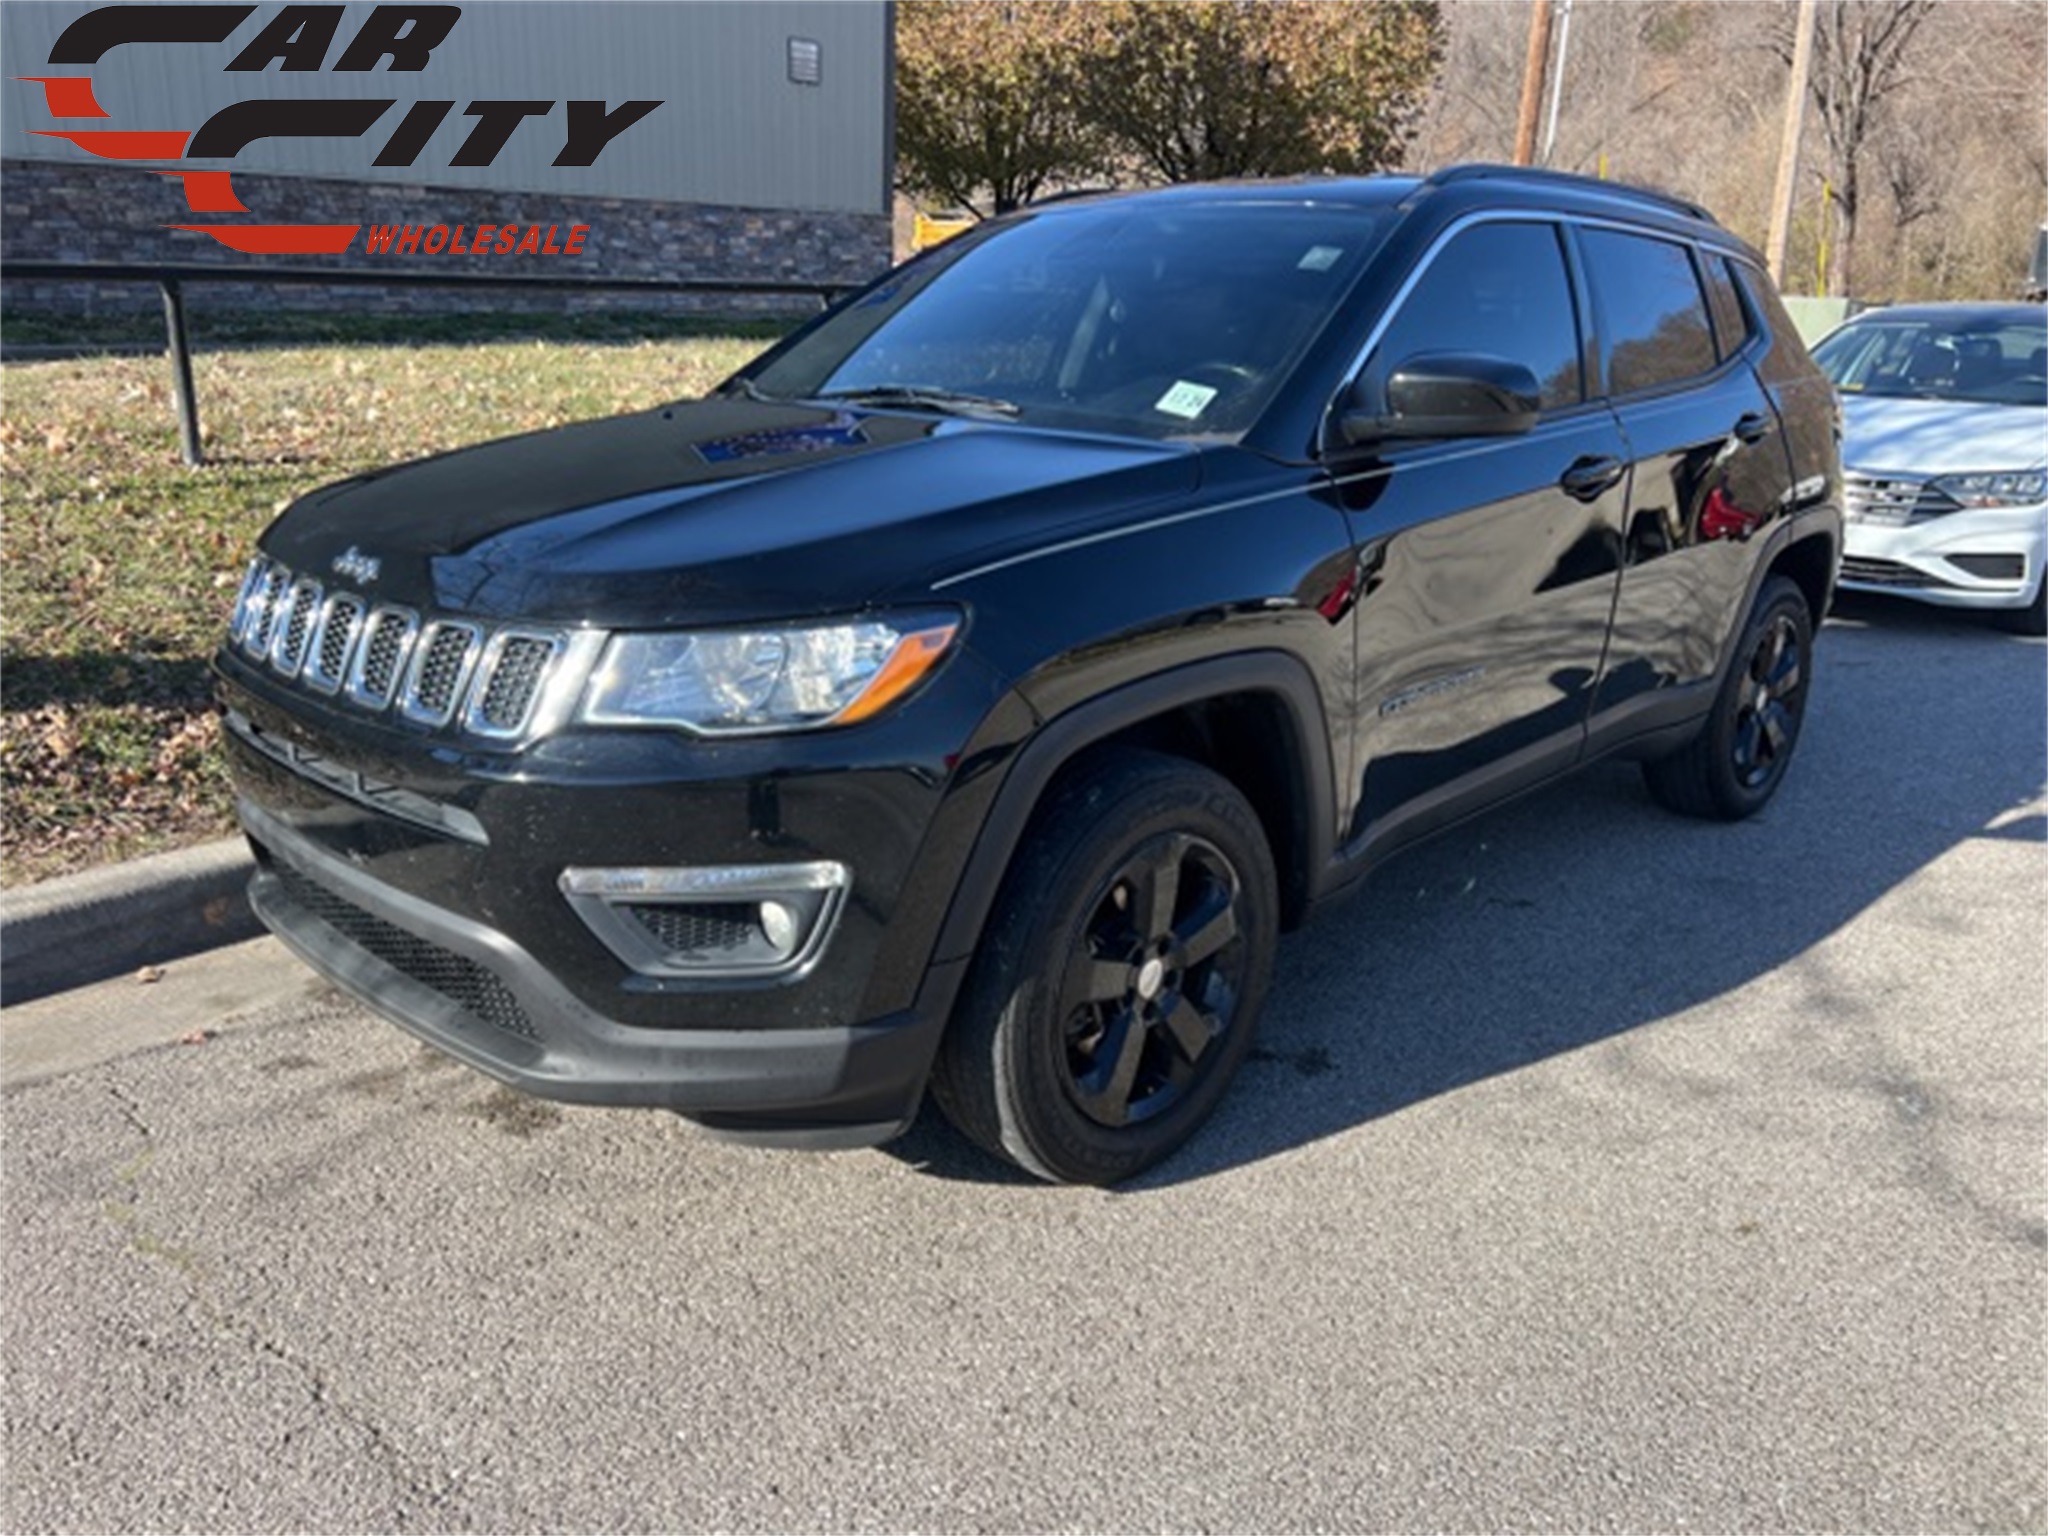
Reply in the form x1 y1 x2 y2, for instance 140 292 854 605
218 166 1841 1184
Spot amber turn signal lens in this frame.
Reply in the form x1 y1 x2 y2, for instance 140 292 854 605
833 623 959 725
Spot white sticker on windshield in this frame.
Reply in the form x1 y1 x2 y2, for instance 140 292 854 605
1155 380 1219 420
1298 245 1345 272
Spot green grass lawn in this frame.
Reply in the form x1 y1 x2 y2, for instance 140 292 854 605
1 329 774 886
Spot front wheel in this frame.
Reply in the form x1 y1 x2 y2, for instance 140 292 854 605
1995 575 2047 637
930 750 1278 1185
1643 575 1814 820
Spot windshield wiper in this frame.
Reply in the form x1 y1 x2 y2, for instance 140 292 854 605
812 384 1021 419
720 376 778 403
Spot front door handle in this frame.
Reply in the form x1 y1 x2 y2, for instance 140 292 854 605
1733 411 1773 445
1560 454 1625 502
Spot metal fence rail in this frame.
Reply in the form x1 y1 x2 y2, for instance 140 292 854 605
0 261 849 466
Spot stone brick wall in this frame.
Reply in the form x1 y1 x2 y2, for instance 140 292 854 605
0 158 893 318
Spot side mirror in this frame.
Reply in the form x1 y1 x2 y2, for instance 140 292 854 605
1339 352 1542 446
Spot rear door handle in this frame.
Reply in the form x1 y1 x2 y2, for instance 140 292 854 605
1560 455 1626 502
1733 411 1773 445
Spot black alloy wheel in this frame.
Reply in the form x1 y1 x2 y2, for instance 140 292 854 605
1730 608 1806 791
1058 830 1247 1130
1643 575 1814 821
931 749 1277 1185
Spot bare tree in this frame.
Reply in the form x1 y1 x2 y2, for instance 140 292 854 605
1408 0 2042 300
1779 0 1937 297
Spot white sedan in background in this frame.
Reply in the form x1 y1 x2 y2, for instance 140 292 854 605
1813 302 2048 634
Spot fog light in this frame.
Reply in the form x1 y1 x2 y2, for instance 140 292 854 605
759 899 799 956
559 862 849 981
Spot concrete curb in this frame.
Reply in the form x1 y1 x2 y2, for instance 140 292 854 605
1 838 259 1007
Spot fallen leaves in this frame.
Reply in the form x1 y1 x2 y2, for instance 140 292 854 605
3 330 773 887
40 710 81 762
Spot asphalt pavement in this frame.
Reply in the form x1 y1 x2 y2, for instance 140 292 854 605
4 593 2044 1533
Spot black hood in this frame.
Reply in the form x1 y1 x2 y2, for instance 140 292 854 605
263 397 1202 626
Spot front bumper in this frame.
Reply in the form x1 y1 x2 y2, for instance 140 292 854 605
216 641 1015 1147
1839 500 2048 611
242 799 956 1145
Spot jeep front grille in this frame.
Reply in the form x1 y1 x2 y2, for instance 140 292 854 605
401 621 482 726
272 579 324 676
238 563 290 658
304 594 366 694
466 631 563 737
348 606 417 709
227 556 573 741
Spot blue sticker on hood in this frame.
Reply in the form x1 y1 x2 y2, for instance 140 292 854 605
697 412 868 464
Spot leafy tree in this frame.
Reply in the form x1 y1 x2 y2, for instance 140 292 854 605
894 0 1110 217
1083 0 1445 183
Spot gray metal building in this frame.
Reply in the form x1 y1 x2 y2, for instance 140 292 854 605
0 0 895 313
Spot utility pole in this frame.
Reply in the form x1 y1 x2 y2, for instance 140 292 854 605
1540 0 1574 167
1766 0 1818 289
1513 0 1554 168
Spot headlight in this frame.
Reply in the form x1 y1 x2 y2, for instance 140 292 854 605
580 613 960 735
1929 471 2048 508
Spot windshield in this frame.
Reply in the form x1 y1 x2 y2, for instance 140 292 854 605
744 201 1392 441
1813 312 2047 407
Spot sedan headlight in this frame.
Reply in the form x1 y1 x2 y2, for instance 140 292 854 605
580 613 960 735
1929 471 2048 509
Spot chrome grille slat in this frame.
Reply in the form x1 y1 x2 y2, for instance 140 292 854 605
224 556 569 740
465 631 565 738
241 563 290 659
229 559 272 646
1844 473 1958 526
399 621 483 726
348 606 419 709
269 578 323 677
304 593 367 695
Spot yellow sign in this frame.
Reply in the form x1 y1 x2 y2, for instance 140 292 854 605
912 211 975 252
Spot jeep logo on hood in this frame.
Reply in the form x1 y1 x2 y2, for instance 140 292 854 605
331 545 381 585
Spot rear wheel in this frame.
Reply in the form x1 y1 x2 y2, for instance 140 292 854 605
1643 575 1813 820
931 750 1277 1185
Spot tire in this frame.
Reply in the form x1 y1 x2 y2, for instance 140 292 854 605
930 749 1278 1185
1995 577 2047 637
1642 575 1814 821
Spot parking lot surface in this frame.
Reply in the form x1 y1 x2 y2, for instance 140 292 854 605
4 596 2044 1533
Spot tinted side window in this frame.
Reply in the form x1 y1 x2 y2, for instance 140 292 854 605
1370 221 1583 410
1581 229 1718 395
1703 255 1752 360
1727 257 1802 350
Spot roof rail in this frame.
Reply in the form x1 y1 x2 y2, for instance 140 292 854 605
1024 185 1124 208
1422 163 1716 225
